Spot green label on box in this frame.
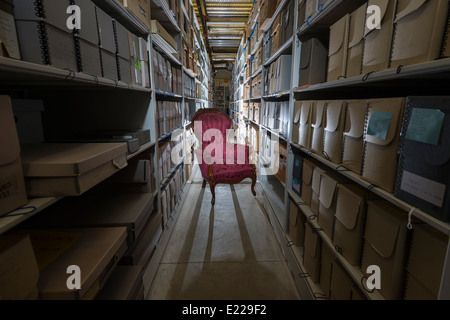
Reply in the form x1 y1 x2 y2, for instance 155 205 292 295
406 108 445 146
367 110 393 140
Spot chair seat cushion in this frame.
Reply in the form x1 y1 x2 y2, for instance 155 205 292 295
211 163 254 182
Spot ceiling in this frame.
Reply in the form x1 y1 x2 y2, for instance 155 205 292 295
193 0 252 69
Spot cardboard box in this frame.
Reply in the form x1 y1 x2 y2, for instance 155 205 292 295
26 227 128 300
14 0 77 70
404 223 447 300
292 153 303 196
330 260 354 300
299 38 328 86
323 100 346 164
122 0 150 30
0 96 28 216
96 6 118 81
361 200 409 300
299 101 313 149
311 101 326 155
303 222 321 283
281 0 295 43
275 143 287 184
327 14 349 81
114 20 132 83
259 0 278 29
362 98 405 193
129 32 143 85
76 0 102 77
302 158 314 206
150 20 177 51
318 171 349 240
292 101 301 144
395 96 450 222
271 22 281 55
391 0 449 68
96 265 144 300
346 3 367 78
0 234 39 299
274 55 292 92
333 184 367 266
342 99 367 175
319 241 336 299
362 0 397 74
289 199 306 246
21 143 128 197
0 0 21 59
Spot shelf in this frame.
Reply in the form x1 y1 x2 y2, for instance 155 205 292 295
294 58 450 100
0 57 152 92
127 141 156 160
151 36 181 66
154 89 183 99
160 161 184 189
92 0 149 35
287 188 385 300
290 142 450 236
251 66 263 79
250 35 264 56
260 125 288 142
183 66 196 79
151 0 181 33
263 36 294 67
263 90 291 100
250 96 262 101
158 126 183 141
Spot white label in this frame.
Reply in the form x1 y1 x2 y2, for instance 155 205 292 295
0 10 21 59
400 171 446 208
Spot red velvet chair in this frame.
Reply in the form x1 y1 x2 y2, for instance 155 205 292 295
192 108 257 205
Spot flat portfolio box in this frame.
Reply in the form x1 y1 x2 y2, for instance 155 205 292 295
362 98 405 193
76 0 102 77
346 3 367 78
13 0 77 71
96 6 119 81
0 234 39 300
120 211 162 266
24 192 154 247
319 241 336 299
333 184 367 266
303 222 321 284
391 0 449 68
302 158 314 206
362 0 397 74
288 199 306 246
292 153 303 196
361 200 409 300
395 96 450 222
311 101 326 155
327 14 349 81
323 100 346 164
0 95 28 215
404 223 447 300
299 38 328 86
342 100 367 175
0 0 21 59
96 265 144 300
25 227 128 300
317 171 349 240
299 100 313 149
330 260 354 300
114 20 132 83
21 143 128 197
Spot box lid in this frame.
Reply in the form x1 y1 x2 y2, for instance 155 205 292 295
364 200 407 259
335 184 364 231
21 143 128 177
304 222 320 258
312 101 326 128
300 101 312 125
394 0 427 23
300 38 312 70
302 158 314 186
365 0 390 37
349 4 367 48
325 100 344 133
0 95 20 167
312 167 325 194
29 227 127 300
344 100 367 139
329 14 348 57
319 174 338 210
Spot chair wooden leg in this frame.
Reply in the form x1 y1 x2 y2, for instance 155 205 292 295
202 179 207 188
210 182 216 206
251 175 257 197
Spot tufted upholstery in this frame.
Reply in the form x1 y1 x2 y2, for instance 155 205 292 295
192 108 257 205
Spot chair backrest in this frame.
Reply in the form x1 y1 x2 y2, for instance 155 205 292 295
192 109 232 147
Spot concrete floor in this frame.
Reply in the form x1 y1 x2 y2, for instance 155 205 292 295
146 165 300 300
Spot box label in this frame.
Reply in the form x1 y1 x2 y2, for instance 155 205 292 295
367 110 392 140
400 170 446 207
406 108 445 146
0 9 21 59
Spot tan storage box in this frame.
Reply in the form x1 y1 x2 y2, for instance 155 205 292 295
330 260 354 300
342 99 367 175
334 184 367 266
323 100 346 164
327 14 349 81
303 222 321 283
299 101 313 149
0 234 39 300
27 227 128 300
404 223 448 300
361 200 409 300
150 20 177 51
311 165 326 216
302 158 314 206
346 3 367 78
292 101 301 144
21 143 128 197
362 98 405 193
122 0 151 30
0 95 28 215
289 199 306 246
311 101 326 155
391 0 449 68
362 0 397 74
319 242 336 299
